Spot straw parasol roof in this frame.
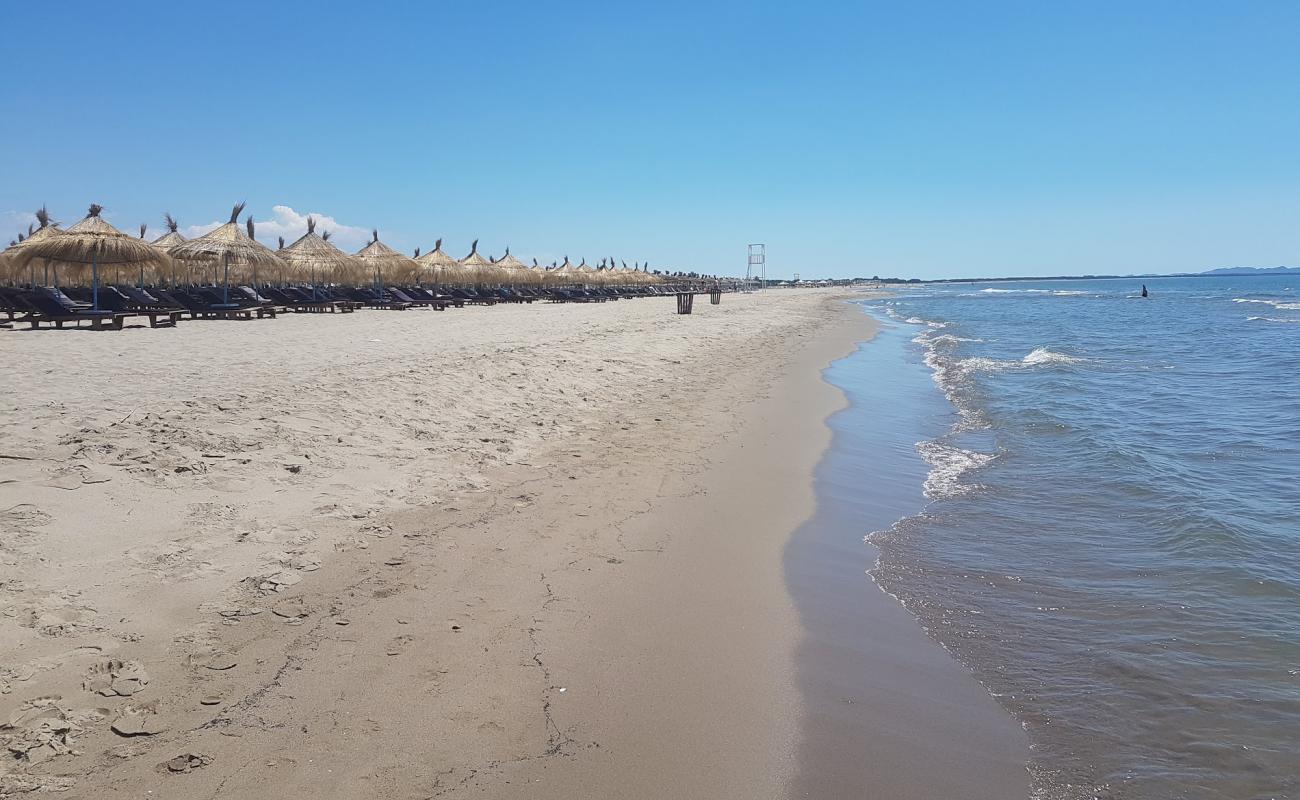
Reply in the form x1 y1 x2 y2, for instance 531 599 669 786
551 256 578 282
169 202 286 284
355 230 419 284
414 238 467 284
0 206 63 283
494 247 527 272
279 216 361 285
12 204 171 285
490 247 532 284
458 239 494 278
150 213 187 250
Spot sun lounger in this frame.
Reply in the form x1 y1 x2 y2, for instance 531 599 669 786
155 289 272 320
71 286 183 327
18 289 129 330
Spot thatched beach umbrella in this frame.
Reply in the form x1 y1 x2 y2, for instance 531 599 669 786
414 238 463 285
12 204 171 310
169 203 286 302
1 207 66 286
150 213 188 286
551 256 578 285
150 213 187 251
458 240 494 285
527 257 549 286
355 230 419 289
492 247 532 285
280 217 361 292
131 224 154 286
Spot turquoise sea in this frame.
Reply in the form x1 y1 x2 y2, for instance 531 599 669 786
852 276 1300 799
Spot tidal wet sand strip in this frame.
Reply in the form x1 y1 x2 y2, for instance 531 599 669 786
785 309 1028 799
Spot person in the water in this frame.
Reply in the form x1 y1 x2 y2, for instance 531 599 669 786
1141 284 1149 298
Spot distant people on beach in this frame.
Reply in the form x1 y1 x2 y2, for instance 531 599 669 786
1141 285 1149 298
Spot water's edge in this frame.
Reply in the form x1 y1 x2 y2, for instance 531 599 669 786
784 302 1028 799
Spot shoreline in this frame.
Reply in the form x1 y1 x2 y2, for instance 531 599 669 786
0 290 1026 797
786 304 1028 798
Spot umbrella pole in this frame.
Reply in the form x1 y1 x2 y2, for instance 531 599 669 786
92 256 100 311
223 253 230 304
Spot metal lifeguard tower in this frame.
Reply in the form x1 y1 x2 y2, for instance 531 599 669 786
746 244 765 292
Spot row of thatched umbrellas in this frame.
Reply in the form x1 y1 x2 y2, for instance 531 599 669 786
1 203 687 309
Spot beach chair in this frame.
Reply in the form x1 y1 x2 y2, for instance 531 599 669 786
18 288 129 330
156 289 257 320
74 286 183 327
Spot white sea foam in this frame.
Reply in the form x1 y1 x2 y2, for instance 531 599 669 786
953 348 1082 372
1233 298 1300 310
916 440 996 499
1021 347 1085 366
978 287 1087 297
926 333 984 347
1247 316 1300 323
959 356 1016 372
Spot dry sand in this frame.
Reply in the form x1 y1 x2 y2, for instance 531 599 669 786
0 289 1026 798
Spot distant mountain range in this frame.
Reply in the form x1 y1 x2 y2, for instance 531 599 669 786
1197 266 1300 276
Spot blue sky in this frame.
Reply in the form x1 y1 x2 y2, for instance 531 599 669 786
2 1 1298 279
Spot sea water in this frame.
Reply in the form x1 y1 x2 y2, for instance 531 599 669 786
854 276 1300 799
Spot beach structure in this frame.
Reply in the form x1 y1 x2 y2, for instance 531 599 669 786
11 204 171 310
550 256 577 285
355 230 420 290
458 240 494 285
414 238 468 285
528 257 550 286
492 247 532 285
169 203 287 303
150 213 186 251
150 214 188 286
279 217 362 291
1 207 65 286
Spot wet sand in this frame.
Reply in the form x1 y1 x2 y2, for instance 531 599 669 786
785 317 1029 798
0 289 1027 798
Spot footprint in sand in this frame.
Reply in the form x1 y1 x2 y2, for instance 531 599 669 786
271 596 311 621
386 635 414 656
12 597 99 638
161 752 213 773
83 660 150 697
110 703 168 737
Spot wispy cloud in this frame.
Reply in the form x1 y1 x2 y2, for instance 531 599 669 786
182 205 371 251
1 210 39 247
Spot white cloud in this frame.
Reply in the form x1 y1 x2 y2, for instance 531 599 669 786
181 220 222 239
182 205 371 252
1 210 38 247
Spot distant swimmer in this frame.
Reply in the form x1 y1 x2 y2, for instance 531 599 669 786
1141 285 1149 298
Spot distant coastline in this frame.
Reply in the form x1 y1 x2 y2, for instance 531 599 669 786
857 266 1300 285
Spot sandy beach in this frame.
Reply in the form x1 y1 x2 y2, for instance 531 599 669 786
0 289 1025 798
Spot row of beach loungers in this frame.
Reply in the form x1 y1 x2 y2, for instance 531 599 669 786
0 283 692 330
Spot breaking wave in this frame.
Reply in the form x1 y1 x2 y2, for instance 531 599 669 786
916 440 997 499
1233 298 1300 310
